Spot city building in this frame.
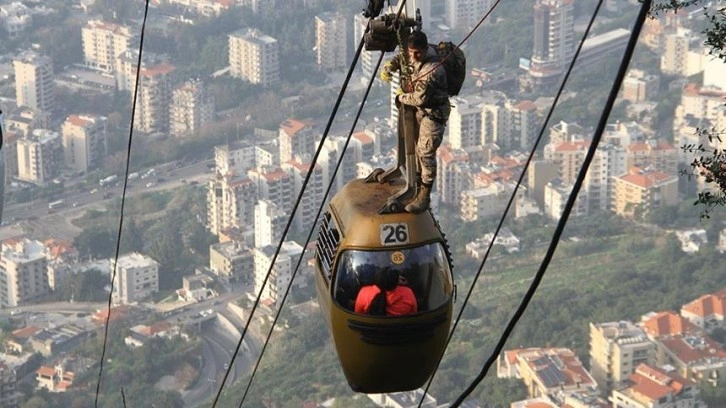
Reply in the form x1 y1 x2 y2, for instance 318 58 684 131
253 241 303 308
254 200 287 249
282 159 325 232
315 12 347 72
134 62 175 133
247 165 294 215
17 129 62 186
206 174 257 236
81 20 134 73
35 362 75 392
0 239 50 307
626 139 678 175
504 99 538 150
210 241 254 283
279 119 316 164
660 27 701 76
214 138 276 177
543 177 588 219
0 362 18 408
437 145 472 205
527 0 575 87
61 114 108 174
449 95 484 149
1 2 31 39
460 182 513 221
169 79 215 137
611 167 679 219
622 69 660 103
13 52 55 113
610 364 703 408
680 288 726 333
444 0 491 29
589 321 656 394
229 28 280 87
353 13 376 79
111 252 159 304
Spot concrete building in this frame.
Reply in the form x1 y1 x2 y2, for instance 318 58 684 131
209 241 254 283
437 145 472 205
315 12 347 72
1 2 31 39
589 321 656 394
660 27 700 76
13 52 55 113
213 139 276 177
111 253 159 304
253 200 287 249
282 159 325 232
247 165 294 215
610 364 703 408
169 79 215 137
353 13 377 79
505 99 539 150
229 28 280 87
460 182 512 221
543 177 588 219
279 119 316 164
444 0 491 29
625 139 678 175
61 114 108 174
680 289 726 333
528 0 575 86
449 95 484 149
611 167 679 219
253 241 303 308
17 129 62 185
0 362 18 408
622 69 660 103
134 62 175 133
81 20 135 73
207 174 258 236
0 239 50 307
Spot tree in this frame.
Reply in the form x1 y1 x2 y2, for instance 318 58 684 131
651 2 726 216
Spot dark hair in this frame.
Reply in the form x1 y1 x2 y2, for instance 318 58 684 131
369 268 399 316
407 30 428 51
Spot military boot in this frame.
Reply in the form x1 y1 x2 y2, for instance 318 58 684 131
405 183 432 214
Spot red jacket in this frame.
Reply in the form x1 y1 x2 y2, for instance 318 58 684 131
354 285 418 316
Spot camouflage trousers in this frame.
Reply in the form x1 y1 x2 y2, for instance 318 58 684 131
415 112 446 186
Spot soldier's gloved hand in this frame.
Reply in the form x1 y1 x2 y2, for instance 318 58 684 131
380 61 394 82
395 87 404 104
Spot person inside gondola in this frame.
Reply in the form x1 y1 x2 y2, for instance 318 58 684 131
354 267 417 316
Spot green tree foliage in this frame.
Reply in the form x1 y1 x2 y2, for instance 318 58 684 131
53 269 108 302
73 225 118 259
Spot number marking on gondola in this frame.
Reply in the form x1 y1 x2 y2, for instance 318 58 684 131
380 223 409 245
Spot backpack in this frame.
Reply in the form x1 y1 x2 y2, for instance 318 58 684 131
434 41 466 96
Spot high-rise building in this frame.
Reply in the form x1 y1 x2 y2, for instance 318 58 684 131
445 0 490 29
282 159 325 232
448 95 484 150
0 239 50 307
253 241 302 308
111 252 159 304
17 129 62 185
61 114 108 173
353 13 377 79
254 200 287 249
169 79 215 137
207 174 258 236
315 12 347 72
279 119 316 164
505 99 538 150
589 321 656 394
81 20 134 73
13 52 55 113
134 63 175 133
214 140 276 177
611 167 679 218
528 0 575 86
247 165 294 213
229 28 280 87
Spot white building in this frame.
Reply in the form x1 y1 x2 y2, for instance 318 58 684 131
17 129 62 185
61 115 107 174
229 28 280 87
111 253 159 304
81 20 134 73
253 241 303 308
13 52 55 113
315 12 347 72
0 239 50 307
254 200 287 249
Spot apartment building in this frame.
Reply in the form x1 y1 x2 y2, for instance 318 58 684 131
1 2 31 39
680 288 726 333
253 241 303 308
254 200 287 249
229 28 279 87
0 239 50 307
610 364 702 408
444 0 492 29
61 114 108 174
315 12 347 72
111 253 159 304
460 182 512 221
505 99 539 150
622 69 660 103
449 95 485 149
543 177 588 219
589 321 656 394
279 119 316 164
17 129 62 185
13 52 55 113
353 13 376 79
626 139 678 175
282 159 325 232
81 20 134 72
247 165 294 214
437 145 473 205
207 174 258 236
134 62 175 133
209 241 254 283
611 167 679 218
169 79 215 137
214 139 276 177
528 0 575 85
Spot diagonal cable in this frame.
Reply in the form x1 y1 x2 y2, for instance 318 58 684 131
94 1 151 406
448 0 652 405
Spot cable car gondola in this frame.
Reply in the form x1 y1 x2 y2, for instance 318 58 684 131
314 177 454 393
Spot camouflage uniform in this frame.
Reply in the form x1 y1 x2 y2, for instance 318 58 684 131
384 48 450 186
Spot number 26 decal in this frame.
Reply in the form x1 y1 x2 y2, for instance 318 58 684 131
380 223 409 245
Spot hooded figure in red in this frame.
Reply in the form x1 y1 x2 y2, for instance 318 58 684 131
355 267 417 316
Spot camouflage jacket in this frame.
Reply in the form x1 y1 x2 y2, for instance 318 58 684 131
388 48 450 121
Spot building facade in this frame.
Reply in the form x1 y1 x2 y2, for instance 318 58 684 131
81 20 134 72
229 28 280 87
169 79 215 137
315 12 347 72
111 253 159 304
17 129 62 185
0 239 50 307
61 115 108 174
13 52 55 113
